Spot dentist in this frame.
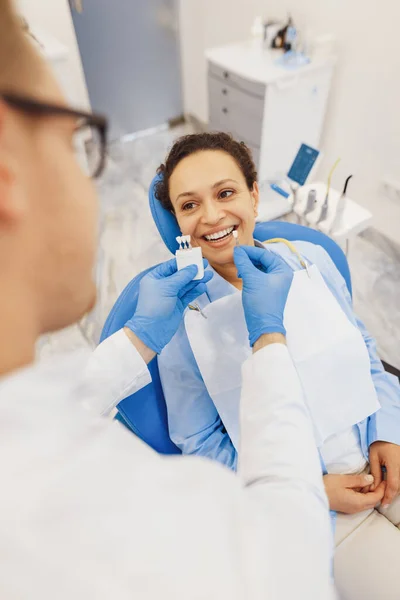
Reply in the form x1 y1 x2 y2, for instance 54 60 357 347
0 2 335 598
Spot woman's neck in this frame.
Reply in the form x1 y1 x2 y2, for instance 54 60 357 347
212 262 243 290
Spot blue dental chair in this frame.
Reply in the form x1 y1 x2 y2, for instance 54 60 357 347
100 174 353 454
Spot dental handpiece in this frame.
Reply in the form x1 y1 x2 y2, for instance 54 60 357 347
330 175 353 234
317 194 330 224
304 189 317 215
318 157 341 225
302 188 317 224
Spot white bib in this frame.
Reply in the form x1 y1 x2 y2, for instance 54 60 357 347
184 264 380 450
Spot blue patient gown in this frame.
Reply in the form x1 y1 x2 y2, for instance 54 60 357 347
158 241 400 476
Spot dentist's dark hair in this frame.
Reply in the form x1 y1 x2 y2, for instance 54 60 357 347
155 131 258 213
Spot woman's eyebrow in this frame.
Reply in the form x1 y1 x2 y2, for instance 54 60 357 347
176 190 197 203
212 179 239 188
176 179 239 203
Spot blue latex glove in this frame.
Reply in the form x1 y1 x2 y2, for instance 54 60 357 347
126 259 213 354
234 246 293 346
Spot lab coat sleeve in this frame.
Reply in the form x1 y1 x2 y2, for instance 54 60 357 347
84 329 152 416
158 322 237 469
299 242 400 449
239 342 334 599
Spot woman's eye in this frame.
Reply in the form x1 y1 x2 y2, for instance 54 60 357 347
182 202 197 211
219 189 234 199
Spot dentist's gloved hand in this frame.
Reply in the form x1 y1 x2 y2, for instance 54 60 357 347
234 246 293 346
126 258 213 354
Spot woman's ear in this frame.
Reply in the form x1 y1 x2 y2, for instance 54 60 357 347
251 182 259 217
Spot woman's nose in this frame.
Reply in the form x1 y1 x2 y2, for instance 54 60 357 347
201 200 225 224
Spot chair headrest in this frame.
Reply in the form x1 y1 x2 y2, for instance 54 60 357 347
149 173 180 255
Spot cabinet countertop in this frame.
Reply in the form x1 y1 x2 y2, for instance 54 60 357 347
206 40 336 86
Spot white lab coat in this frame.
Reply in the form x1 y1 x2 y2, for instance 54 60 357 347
0 329 335 599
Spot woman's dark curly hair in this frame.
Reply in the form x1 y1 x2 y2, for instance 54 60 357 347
155 131 258 212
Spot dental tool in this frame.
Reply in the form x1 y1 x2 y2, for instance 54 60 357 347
175 235 204 281
232 230 239 246
302 188 317 224
317 157 341 226
188 302 207 318
330 175 353 235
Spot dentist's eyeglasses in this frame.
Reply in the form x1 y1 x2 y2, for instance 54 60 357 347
0 92 108 178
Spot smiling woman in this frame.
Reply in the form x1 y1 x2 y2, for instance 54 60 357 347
155 132 259 288
155 132 400 600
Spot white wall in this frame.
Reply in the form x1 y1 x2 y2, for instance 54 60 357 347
179 0 266 124
17 0 90 109
179 0 400 243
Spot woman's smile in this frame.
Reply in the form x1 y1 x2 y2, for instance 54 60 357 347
201 224 239 248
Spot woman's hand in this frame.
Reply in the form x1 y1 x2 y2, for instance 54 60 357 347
323 473 386 514
369 441 400 508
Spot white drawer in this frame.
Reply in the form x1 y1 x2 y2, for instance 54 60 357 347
208 61 265 99
208 75 264 146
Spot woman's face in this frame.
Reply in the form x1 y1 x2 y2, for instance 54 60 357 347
169 150 259 269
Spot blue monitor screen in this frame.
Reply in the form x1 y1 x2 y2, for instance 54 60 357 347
287 144 319 186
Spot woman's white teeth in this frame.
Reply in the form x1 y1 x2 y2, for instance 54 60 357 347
205 226 234 241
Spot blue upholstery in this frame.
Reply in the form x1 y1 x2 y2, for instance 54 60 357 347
149 173 180 255
101 174 352 453
254 221 352 297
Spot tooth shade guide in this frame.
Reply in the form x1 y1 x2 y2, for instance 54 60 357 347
177 235 194 250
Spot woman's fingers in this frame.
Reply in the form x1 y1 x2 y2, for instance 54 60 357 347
369 450 382 491
381 467 400 508
361 485 373 494
324 474 387 514
347 482 386 514
361 481 387 509
341 473 374 489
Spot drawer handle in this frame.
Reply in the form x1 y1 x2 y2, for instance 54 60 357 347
223 71 229 79
222 88 228 95
222 107 228 114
